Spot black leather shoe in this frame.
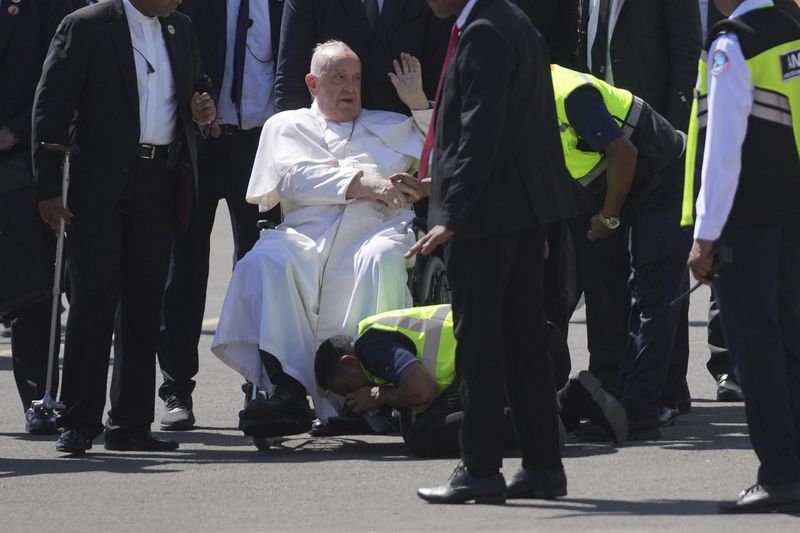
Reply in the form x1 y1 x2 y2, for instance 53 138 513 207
719 483 800 513
26 408 58 435
717 374 744 402
55 428 93 455
507 466 567 499
104 430 179 451
417 464 506 504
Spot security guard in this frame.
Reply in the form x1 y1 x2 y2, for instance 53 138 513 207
685 0 800 514
313 305 628 458
551 64 691 439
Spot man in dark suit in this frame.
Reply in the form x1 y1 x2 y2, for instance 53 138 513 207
513 0 578 67
155 0 283 432
413 0 587 504
33 0 216 454
0 0 73 434
275 0 451 115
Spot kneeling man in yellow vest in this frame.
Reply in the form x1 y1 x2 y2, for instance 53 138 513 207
314 304 628 459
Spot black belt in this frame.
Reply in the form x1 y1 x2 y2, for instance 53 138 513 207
136 143 170 160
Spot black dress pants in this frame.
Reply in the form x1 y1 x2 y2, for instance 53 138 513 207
444 228 562 473
59 157 174 438
1 185 60 410
714 221 800 486
157 130 274 400
706 291 735 380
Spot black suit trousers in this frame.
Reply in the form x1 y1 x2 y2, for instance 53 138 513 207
59 157 174 438
714 220 800 485
444 228 562 473
157 129 272 399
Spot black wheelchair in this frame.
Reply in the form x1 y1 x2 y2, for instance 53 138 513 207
243 214 451 450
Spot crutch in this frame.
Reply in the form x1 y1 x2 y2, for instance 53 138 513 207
30 142 77 415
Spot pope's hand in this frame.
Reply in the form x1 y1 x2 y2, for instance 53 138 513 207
388 53 429 111
347 173 407 209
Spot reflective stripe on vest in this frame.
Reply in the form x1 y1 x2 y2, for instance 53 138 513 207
682 13 800 227
356 304 456 394
551 64 642 187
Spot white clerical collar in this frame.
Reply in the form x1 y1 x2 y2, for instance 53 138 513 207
731 0 773 18
456 0 480 29
123 0 159 25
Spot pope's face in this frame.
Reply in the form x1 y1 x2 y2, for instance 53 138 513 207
306 52 362 123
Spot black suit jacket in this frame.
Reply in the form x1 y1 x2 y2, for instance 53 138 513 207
178 0 283 101
275 0 451 114
0 0 72 156
512 0 578 67
578 0 701 131
429 0 588 239
32 0 211 224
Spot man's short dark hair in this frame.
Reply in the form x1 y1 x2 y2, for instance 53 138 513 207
314 335 355 390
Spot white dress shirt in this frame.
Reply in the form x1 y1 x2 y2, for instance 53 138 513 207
217 0 275 130
362 0 384 10
456 0 479 28
693 0 773 241
123 0 177 145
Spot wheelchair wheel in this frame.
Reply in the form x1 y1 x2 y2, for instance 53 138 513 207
252 436 274 450
417 256 451 305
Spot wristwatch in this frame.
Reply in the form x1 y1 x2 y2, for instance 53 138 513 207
598 213 621 230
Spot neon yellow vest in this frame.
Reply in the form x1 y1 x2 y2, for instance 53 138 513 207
356 304 456 395
681 6 800 227
550 64 643 187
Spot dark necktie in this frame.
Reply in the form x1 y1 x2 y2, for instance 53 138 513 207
364 0 380 31
231 0 250 122
590 0 611 77
417 23 459 182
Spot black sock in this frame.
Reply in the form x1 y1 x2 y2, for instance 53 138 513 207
467 467 499 479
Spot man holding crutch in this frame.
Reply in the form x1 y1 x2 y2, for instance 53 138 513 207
33 0 216 454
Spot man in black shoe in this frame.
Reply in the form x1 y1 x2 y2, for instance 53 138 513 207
154 0 285 433
0 0 73 435
686 0 800 513
313 305 627 457
33 0 215 454
410 0 586 504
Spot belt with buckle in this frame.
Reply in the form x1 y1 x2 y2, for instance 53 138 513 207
136 143 170 160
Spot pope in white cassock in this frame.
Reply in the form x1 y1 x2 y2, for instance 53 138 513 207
211 41 433 434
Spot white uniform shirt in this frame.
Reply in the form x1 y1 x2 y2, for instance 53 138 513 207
217 0 275 130
362 0 384 10
693 0 773 241
123 0 177 145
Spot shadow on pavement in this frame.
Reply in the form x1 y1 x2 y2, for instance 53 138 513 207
507 497 731 517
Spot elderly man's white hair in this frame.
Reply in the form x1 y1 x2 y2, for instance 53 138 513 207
309 40 359 76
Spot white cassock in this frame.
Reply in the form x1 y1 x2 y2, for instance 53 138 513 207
211 101 432 420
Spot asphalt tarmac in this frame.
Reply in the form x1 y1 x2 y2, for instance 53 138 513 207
1 205 798 532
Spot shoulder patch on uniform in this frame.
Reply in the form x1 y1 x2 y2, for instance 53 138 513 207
780 49 800 81
711 50 729 76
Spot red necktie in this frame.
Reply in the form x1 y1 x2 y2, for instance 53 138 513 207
417 22 460 182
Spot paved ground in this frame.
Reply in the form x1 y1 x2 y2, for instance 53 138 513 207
1 205 798 532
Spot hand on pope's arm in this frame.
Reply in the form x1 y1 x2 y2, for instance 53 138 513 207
38 196 73 232
388 53 430 111
346 171 408 209
405 225 454 257
191 92 216 125
688 239 715 285
389 172 429 203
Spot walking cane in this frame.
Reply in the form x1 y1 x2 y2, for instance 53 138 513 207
30 143 77 415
